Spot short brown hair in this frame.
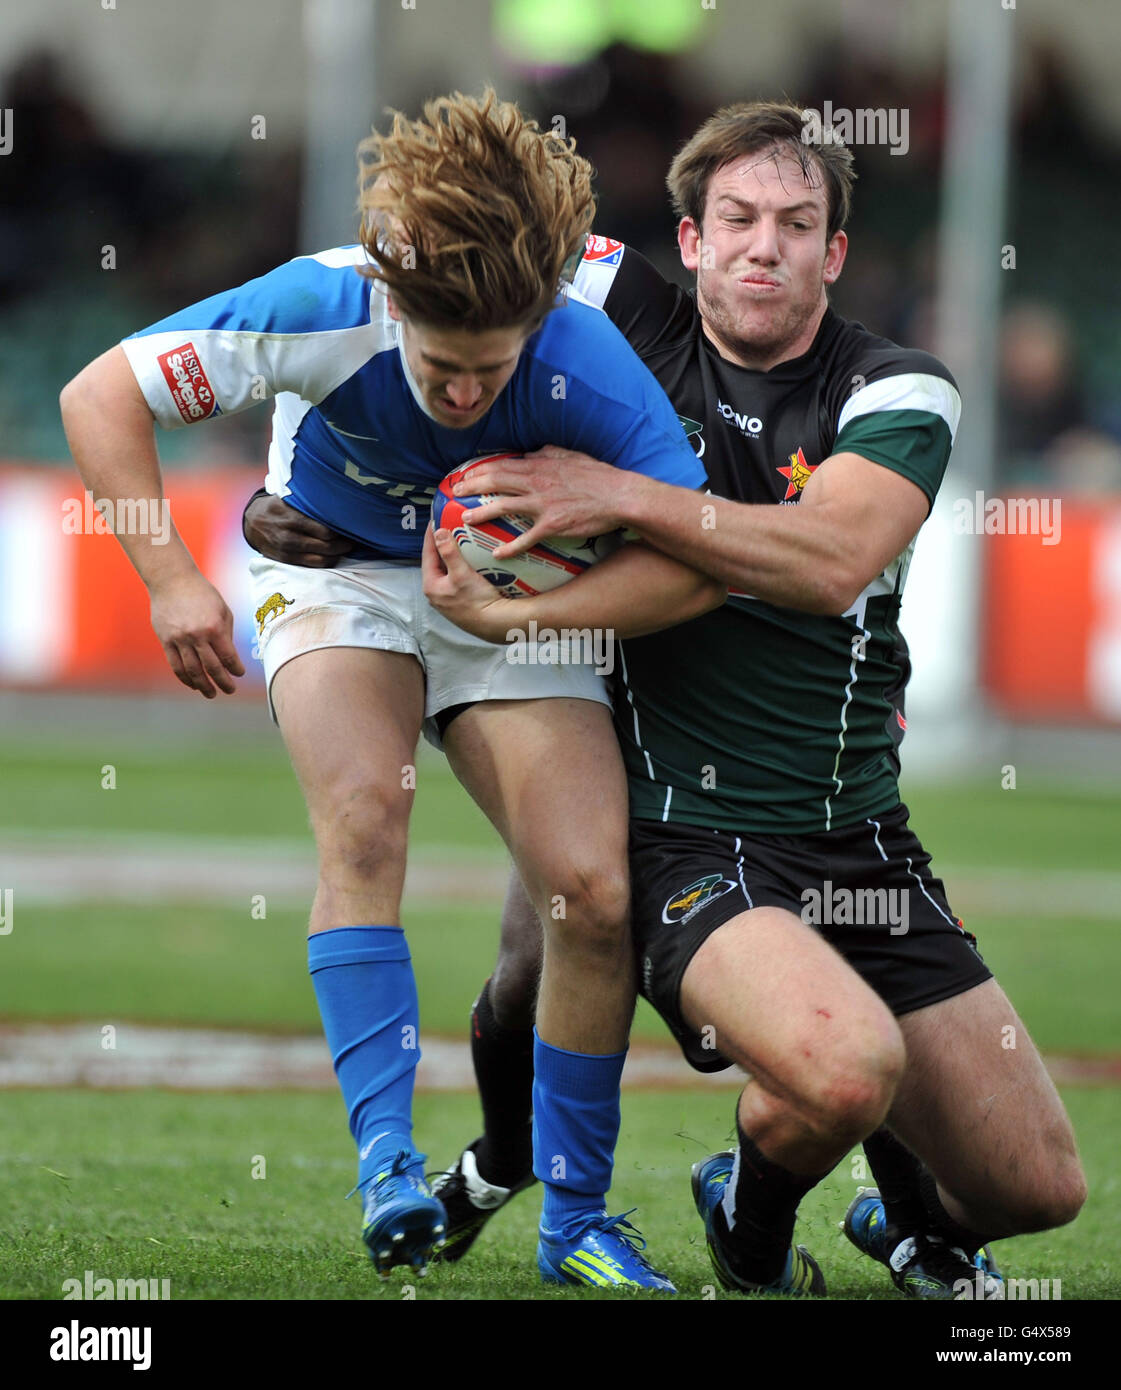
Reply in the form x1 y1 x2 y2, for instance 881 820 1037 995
666 100 856 242
357 89 595 332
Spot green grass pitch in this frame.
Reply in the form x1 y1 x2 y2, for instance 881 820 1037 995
2 1088 1117 1301
1 730 1119 1300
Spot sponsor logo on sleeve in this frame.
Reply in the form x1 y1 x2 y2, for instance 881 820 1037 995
158 342 217 423
583 234 625 267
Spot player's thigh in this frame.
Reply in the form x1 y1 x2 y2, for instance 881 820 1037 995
272 646 425 841
443 697 629 909
253 555 427 831
888 978 1083 1216
681 905 903 1109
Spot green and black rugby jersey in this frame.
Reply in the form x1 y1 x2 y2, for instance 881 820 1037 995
572 237 961 832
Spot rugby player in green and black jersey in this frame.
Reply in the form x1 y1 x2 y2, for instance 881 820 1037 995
243 102 1085 1298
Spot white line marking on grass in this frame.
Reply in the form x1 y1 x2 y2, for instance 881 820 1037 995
0 1023 736 1091
2 829 1118 917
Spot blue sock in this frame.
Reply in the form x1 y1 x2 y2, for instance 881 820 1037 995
532 1030 625 1239
308 925 421 1188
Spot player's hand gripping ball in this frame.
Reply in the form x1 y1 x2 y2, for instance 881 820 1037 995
432 453 622 599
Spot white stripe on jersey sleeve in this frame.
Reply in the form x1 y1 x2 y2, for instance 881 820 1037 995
836 373 962 443
562 282 605 314
301 245 375 270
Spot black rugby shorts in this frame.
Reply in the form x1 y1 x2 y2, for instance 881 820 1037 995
629 802 991 1072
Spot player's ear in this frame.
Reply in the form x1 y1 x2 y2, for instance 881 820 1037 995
823 230 848 285
386 296 402 322
678 217 702 272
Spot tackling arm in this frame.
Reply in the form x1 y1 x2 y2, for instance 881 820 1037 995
422 525 725 644
457 448 930 617
619 452 930 614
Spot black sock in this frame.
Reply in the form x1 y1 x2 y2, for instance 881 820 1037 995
720 1122 829 1285
862 1127 929 1234
917 1168 991 1257
470 979 534 1188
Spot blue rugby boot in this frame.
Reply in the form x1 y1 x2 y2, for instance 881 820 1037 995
692 1151 826 1296
538 1210 676 1291
844 1186 1003 1299
361 1150 447 1277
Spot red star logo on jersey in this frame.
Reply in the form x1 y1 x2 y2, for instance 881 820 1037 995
776 447 817 500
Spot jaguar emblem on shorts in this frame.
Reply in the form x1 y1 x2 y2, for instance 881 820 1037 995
662 872 737 925
255 592 294 635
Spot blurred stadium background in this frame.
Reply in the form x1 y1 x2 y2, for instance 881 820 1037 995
1 0 1118 1302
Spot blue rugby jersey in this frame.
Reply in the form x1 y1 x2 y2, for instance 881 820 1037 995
121 245 707 560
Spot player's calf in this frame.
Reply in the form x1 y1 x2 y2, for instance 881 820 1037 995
430 878 543 1263
952 1150 1087 1238
889 980 1087 1242
490 870 543 1029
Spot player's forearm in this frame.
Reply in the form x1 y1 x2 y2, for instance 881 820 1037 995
59 352 198 591
507 542 726 639
618 475 860 615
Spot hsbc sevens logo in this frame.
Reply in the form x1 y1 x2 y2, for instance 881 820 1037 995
158 343 216 423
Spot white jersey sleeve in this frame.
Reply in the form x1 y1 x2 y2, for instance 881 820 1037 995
120 246 383 430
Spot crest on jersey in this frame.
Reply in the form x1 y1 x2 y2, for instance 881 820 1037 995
583 235 625 266
776 447 818 501
676 414 705 459
662 872 737 925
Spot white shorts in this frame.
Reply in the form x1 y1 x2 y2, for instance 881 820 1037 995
248 555 612 745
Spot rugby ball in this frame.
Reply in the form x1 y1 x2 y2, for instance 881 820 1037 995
432 453 622 599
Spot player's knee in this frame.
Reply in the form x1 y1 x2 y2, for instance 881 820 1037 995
805 1073 890 1146
312 783 409 882
803 1023 904 1143
540 860 630 955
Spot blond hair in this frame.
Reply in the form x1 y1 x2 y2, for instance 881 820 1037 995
357 90 595 331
